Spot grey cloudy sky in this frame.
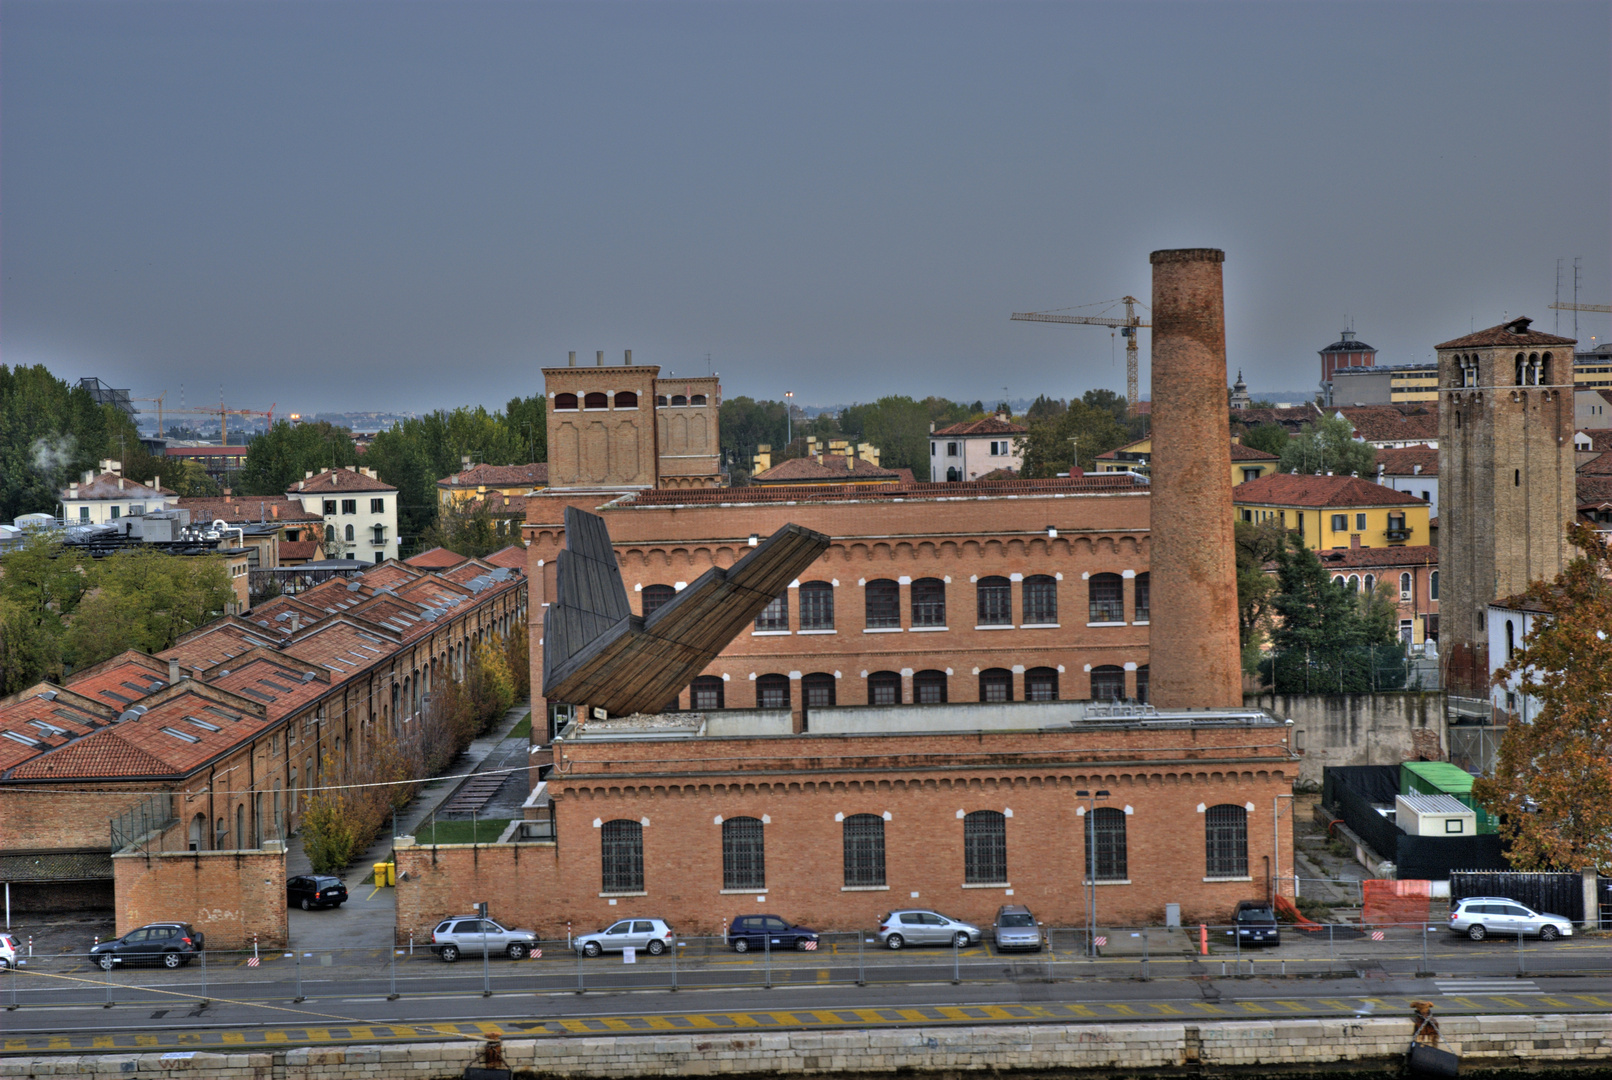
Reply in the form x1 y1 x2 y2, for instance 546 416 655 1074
4 1 1609 415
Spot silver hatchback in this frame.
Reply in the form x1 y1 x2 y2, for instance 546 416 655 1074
877 909 981 949
1449 897 1573 941
430 916 540 962
992 904 1042 952
574 917 676 957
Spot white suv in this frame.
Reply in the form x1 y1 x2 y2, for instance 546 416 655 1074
0 933 17 969
574 918 675 957
1449 897 1573 941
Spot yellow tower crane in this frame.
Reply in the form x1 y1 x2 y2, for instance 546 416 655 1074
1010 297 1149 414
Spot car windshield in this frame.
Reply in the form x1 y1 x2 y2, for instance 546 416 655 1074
1237 907 1274 922
999 914 1035 927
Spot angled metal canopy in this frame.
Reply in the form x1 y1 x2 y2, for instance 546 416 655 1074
543 507 831 716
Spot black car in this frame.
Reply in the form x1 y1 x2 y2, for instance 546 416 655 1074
287 874 348 911
88 923 205 970
726 914 820 953
1233 900 1280 947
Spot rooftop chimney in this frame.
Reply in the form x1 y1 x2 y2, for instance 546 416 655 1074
168 658 181 684
596 351 604 366
1147 248 1241 709
290 612 300 633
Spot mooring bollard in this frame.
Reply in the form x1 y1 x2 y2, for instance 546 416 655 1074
1198 924 1207 956
293 950 304 1003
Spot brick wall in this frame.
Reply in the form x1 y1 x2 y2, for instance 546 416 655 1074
393 840 561 941
112 845 287 949
544 365 660 488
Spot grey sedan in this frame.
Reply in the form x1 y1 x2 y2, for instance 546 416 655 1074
877 910 981 949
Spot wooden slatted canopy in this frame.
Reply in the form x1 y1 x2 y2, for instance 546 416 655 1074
542 507 830 716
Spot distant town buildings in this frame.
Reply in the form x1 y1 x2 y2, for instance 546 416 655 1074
59 461 177 524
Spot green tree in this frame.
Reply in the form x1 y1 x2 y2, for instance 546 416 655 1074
1262 543 1403 692
1025 395 1067 423
1017 399 1130 477
1242 422 1290 458
1474 524 1612 872
1234 519 1289 672
417 498 504 559
0 532 95 690
362 431 437 551
62 549 234 668
236 420 358 496
1278 414 1376 478
0 595 61 696
719 396 792 474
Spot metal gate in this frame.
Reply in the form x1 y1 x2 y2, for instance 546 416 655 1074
1449 870 1583 924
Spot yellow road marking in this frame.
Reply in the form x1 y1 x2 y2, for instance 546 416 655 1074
601 1018 635 1031
1271 1000 1311 1012
1575 995 1612 1006
1237 1001 1268 1013
91 1036 114 1048
686 1015 721 1028
1537 997 1572 1008
898 1009 929 1021
47 1038 71 1050
1106 1004 1142 1016
1318 999 1356 1010
854 1009 887 1023
1193 1002 1224 1013
367 886 382 900
222 1032 247 1044
134 1035 157 1046
817 969 829 983
645 1016 678 1029
1148 1002 1185 1015
936 1007 973 1021
558 1020 592 1033
4 1041 28 1052
1491 997 1531 1009
978 1006 1017 1019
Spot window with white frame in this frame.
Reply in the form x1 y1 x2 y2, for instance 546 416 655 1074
963 810 1007 884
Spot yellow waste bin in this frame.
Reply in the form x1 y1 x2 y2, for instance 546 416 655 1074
373 861 395 887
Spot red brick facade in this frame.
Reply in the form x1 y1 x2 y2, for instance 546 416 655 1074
113 846 288 949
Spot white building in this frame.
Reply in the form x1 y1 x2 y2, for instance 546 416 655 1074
58 460 177 524
286 467 399 563
1373 444 1439 518
929 416 1026 482
1487 597 1547 726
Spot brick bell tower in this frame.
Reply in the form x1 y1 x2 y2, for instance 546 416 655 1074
1436 317 1577 703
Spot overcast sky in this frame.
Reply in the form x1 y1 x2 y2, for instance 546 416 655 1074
4 1 1609 416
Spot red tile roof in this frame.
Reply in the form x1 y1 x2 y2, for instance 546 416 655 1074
483 545 528 570
63 657 171 709
287 468 396 494
7 689 267 780
1315 544 1438 569
437 462 548 489
612 474 1143 508
61 472 174 501
1228 443 1279 461
465 493 529 515
405 547 469 569
358 563 422 590
177 496 321 524
751 457 904 484
277 540 322 562
932 416 1028 436
0 693 113 772
1332 407 1438 443
1436 317 1577 350
1578 475 1612 506
281 620 400 677
1233 473 1427 509
1375 444 1439 476
1578 429 1612 453
975 467 1020 481
1578 450 1612 476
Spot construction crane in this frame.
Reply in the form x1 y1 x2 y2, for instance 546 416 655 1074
133 396 277 444
1550 302 1612 313
1011 297 1149 413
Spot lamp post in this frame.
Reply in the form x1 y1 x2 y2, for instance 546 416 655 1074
785 391 795 447
1076 789 1110 957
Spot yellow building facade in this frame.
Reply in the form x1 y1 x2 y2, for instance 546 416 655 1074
1232 473 1430 551
1095 437 1278 487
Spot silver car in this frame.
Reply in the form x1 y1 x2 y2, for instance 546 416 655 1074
1448 897 1573 941
429 916 539 962
574 917 675 957
877 909 981 950
992 904 1042 952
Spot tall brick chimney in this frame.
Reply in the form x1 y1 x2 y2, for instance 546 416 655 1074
1147 248 1241 708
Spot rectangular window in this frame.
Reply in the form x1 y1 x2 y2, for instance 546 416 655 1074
1133 573 1150 622
976 577 1012 625
799 582 834 630
1023 576 1057 624
324 500 338 516
601 819 645 893
370 498 384 513
910 578 946 628
110 506 121 520
1355 512 1367 530
1085 808 1128 881
754 595 788 632
342 499 357 515
1205 804 1248 878
864 580 900 629
946 442 959 457
842 814 886 888
722 817 765 891
1331 514 1347 532
79 506 90 521
1087 574 1124 623
963 811 1007 884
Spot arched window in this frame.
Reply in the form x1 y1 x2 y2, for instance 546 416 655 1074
754 593 788 631
867 670 901 705
963 810 1007 884
1363 574 1375 593
601 820 644 893
1400 572 1412 596
911 578 946 627
690 394 707 406
345 524 355 542
722 816 765 890
1515 353 1527 386
802 672 835 708
979 668 1012 703
1135 664 1150 705
946 466 960 482
1205 804 1248 878
1429 570 1439 600
189 812 206 852
1025 667 1059 701
1088 573 1123 622
977 576 1011 625
1333 575 1346 587
1090 665 1125 701
235 804 245 850
641 584 675 618
756 673 790 709
913 669 947 704
583 391 609 409
691 675 724 710
1134 572 1150 622
671 395 688 407
842 814 885 887
1085 807 1128 881
1023 575 1057 625
553 393 578 411
864 579 900 629
614 391 638 409
799 581 834 630
1346 574 1360 592
655 395 668 407
1505 619 1515 660
1541 352 1553 384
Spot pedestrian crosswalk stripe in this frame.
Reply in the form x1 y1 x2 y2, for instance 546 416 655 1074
1435 980 1539 993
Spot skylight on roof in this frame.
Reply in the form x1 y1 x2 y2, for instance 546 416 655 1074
160 727 200 744
202 706 240 722
27 719 67 737
185 715 222 732
3 730 41 747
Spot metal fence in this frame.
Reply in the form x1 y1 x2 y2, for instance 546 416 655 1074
109 792 176 853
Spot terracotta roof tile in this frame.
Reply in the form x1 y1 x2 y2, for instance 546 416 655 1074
7 689 267 780
61 472 174 501
1578 450 1612 476
1374 444 1439 476
277 540 322 561
752 457 903 483
1228 443 1279 461
176 496 321 524
281 620 399 676
357 562 422 590
1578 429 1612 453
932 417 1028 436
611 474 1142 508
287 468 396 495
1436 317 1576 350
1332 407 1438 443
1315 545 1438 569
437 462 548 489
464 493 529 514
405 547 469 569
1578 475 1612 506
482 545 528 570
1233 473 1427 509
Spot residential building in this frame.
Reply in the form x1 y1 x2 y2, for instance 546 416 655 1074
1372 444 1439 517
928 416 1027 482
1574 388 1612 428
1093 437 1278 486
1486 595 1545 731
1331 406 1439 449
1315 545 1440 645
58 462 177 524
285 467 399 564
1329 363 1440 406
1574 342 1612 389
175 494 326 574
1232 472 1431 551
1436 316 1578 713
436 461 549 508
750 450 906 487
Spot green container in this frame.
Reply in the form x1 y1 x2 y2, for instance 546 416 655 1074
1400 761 1495 834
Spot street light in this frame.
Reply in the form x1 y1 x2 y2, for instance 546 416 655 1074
785 391 795 446
1076 789 1110 957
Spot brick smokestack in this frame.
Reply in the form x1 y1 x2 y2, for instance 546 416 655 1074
1147 248 1241 708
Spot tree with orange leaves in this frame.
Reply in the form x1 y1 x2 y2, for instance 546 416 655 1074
1474 523 1612 872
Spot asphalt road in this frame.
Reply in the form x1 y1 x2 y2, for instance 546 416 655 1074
3 934 1607 1055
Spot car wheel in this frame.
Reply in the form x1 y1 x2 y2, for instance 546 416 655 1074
583 941 601 958
647 939 666 956
301 899 312 911
440 944 460 963
1540 925 1559 942
795 938 813 951
885 933 904 950
733 938 749 953
98 955 115 971
953 931 971 949
506 943 528 960
162 952 182 969
0 958 8 969
1467 924 1487 941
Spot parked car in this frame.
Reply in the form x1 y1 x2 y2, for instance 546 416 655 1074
1233 900 1280 947
877 910 981 950
992 904 1042 952
1448 897 1573 941
429 916 540 962
574 918 676 957
0 933 17 969
726 914 819 953
88 923 205 970
286 874 348 911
